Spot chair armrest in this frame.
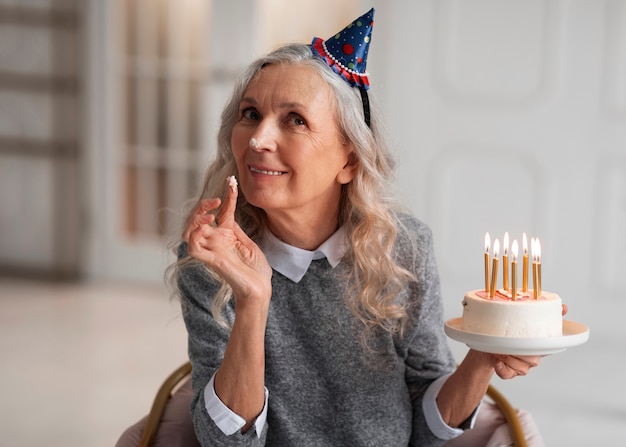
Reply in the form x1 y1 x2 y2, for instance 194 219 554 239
486 384 527 447
138 362 193 447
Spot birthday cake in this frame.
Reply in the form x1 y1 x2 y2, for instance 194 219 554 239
461 289 563 338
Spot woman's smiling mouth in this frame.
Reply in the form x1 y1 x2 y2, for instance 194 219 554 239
249 165 286 176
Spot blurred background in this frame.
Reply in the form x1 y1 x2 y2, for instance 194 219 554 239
1 0 624 445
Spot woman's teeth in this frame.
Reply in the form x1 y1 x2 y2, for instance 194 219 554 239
250 166 283 176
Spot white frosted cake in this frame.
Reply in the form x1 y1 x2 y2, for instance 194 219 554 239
461 290 563 337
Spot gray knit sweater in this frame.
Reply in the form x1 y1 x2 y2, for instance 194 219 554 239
179 214 456 446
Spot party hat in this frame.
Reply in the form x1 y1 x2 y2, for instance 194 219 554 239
310 8 375 90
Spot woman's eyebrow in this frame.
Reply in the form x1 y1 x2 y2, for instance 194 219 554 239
278 101 306 110
240 96 257 105
240 97 306 110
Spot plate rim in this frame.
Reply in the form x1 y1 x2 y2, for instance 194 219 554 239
444 317 589 355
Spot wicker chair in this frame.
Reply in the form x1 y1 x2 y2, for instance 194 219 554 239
128 361 529 447
138 362 194 447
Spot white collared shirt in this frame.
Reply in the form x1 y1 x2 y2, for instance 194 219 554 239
203 226 473 439
260 225 349 282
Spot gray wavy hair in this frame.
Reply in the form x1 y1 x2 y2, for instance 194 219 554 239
169 43 415 344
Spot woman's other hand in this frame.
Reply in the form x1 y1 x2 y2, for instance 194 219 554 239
491 354 543 379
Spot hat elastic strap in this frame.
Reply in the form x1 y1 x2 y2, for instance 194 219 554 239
358 86 371 128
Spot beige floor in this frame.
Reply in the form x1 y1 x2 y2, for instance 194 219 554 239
1 277 623 446
1 278 188 447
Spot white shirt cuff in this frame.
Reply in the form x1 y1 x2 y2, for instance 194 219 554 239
204 372 269 438
422 373 481 440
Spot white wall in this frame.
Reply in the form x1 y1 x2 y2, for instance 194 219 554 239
367 4 624 442
366 0 626 332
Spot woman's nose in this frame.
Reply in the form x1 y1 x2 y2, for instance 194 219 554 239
249 122 277 152
249 138 261 150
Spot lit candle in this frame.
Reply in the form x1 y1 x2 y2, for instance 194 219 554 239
489 239 500 298
532 238 541 299
502 232 509 291
484 233 491 293
536 238 542 299
511 240 518 300
522 233 529 292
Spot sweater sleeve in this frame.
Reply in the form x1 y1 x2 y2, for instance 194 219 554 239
393 216 458 446
177 244 268 447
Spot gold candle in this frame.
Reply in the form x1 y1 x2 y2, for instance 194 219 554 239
502 232 509 291
511 240 518 300
522 233 529 293
532 261 539 299
489 239 499 298
484 233 490 293
531 238 540 299
536 238 542 298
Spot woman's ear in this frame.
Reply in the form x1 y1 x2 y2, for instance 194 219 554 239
337 149 359 184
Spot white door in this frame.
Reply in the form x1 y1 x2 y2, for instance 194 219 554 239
85 0 219 282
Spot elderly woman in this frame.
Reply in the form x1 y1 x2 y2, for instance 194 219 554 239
135 9 544 447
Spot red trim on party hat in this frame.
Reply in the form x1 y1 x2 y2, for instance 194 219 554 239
311 37 370 89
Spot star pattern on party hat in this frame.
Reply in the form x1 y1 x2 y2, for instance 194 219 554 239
310 8 374 90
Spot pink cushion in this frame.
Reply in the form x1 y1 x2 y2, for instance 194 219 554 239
115 378 200 447
444 402 544 447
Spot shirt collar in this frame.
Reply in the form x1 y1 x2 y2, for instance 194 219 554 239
259 225 349 283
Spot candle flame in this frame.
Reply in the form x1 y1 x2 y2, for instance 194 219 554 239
511 239 519 260
493 239 500 258
485 232 490 253
531 237 542 261
536 238 541 261
523 232 528 255
503 232 509 255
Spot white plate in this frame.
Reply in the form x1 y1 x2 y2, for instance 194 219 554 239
444 318 590 355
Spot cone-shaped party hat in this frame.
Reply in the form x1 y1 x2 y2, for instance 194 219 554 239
310 8 374 90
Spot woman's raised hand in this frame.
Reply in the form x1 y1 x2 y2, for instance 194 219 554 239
183 177 272 304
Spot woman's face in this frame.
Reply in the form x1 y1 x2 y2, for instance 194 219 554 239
231 63 357 224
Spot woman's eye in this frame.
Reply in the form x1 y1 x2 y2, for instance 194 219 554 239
288 114 306 127
242 108 261 121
